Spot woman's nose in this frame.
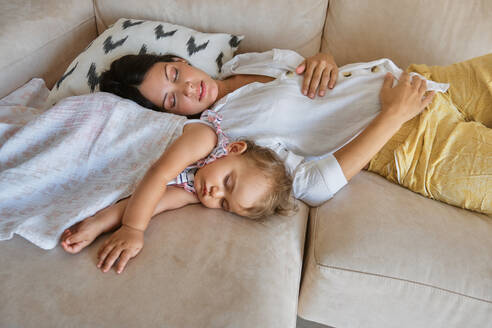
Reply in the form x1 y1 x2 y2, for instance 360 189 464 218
210 186 224 198
183 81 196 97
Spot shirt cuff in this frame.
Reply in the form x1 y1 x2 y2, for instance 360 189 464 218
292 154 347 207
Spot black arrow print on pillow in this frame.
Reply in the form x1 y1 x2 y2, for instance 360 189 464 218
103 35 128 54
87 63 100 92
216 52 224 73
122 19 144 29
154 25 177 39
187 36 209 56
139 44 147 55
229 35 241 48
56 62 78 89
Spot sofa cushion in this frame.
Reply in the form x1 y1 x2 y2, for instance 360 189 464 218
45 17 243 108
0 203 309 328
0 0 96 98
93 0 328 57
298 171 492 328
322 0 492 68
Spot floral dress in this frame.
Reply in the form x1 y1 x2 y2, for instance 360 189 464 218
168 110 230 193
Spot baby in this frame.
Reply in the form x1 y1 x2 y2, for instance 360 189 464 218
60 113 293 274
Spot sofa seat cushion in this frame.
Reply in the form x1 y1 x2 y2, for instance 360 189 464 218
0 0 96 98
0 203 308 328
298 171 492 328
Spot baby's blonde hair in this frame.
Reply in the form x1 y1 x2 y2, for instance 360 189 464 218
239 140 296 220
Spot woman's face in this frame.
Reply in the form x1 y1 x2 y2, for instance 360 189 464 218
138 59 219 116
194 143 271 217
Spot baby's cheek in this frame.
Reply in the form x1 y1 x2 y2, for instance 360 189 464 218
199 198 214 209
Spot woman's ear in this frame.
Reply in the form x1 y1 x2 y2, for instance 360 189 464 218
227 141 248 155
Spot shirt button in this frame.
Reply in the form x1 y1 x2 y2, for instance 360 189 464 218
371 66 380 73
343 72 352 77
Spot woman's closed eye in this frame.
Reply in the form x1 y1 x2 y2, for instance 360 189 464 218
173 67 179 82
170 68 179 108
163 65 179 110
171 93 176 108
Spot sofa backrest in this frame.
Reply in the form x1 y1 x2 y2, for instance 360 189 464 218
322 0 492 68
0 0 96 98
1 0 491 99
93 0 329 58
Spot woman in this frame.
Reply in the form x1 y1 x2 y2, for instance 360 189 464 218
100 50 492 215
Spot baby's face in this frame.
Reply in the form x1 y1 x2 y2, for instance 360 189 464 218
194 152 270 217
138 60 219 116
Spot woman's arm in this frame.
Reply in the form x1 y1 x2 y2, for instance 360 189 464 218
97 123 216 274
334 72 435 181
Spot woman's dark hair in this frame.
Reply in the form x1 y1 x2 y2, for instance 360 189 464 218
100 54 181 112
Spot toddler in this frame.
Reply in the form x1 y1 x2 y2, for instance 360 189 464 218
61 111 293 273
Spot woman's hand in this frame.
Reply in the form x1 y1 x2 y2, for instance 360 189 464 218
334 72 435 181
379 72 435 126
296 52 338 98
97 225 144 274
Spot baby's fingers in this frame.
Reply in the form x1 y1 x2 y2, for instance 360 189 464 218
100 247 122 273
97 243 115 268
116 249 137 274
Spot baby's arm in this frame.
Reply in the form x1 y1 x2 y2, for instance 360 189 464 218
97 123 216 274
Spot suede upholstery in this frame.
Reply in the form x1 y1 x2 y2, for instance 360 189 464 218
1 204 309 327
0 1 491 327
0 0 96 98
322 0 492 68
298 171 491 327
94 0 328 58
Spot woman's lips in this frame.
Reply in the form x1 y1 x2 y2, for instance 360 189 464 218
199 81 206 101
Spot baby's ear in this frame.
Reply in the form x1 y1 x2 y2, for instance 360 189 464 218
227 141 248 154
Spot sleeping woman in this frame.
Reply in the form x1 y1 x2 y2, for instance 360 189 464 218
100 50 492 215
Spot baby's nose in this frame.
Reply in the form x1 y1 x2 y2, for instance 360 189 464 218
210 186 224 198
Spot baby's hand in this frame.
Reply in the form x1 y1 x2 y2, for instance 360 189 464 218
97 225 144 274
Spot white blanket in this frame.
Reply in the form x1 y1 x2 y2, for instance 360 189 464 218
0 79 187 249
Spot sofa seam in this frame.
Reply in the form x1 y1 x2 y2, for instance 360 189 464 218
320 0 330 51
316 263 491 304
0 16 95 71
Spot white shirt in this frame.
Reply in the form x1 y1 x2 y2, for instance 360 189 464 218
208 49 449 206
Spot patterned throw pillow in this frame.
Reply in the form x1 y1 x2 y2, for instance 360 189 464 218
45 18 243 108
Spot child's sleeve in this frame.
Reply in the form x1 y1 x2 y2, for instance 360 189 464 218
185 110 230 167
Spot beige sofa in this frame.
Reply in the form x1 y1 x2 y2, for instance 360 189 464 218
1 1 491 327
